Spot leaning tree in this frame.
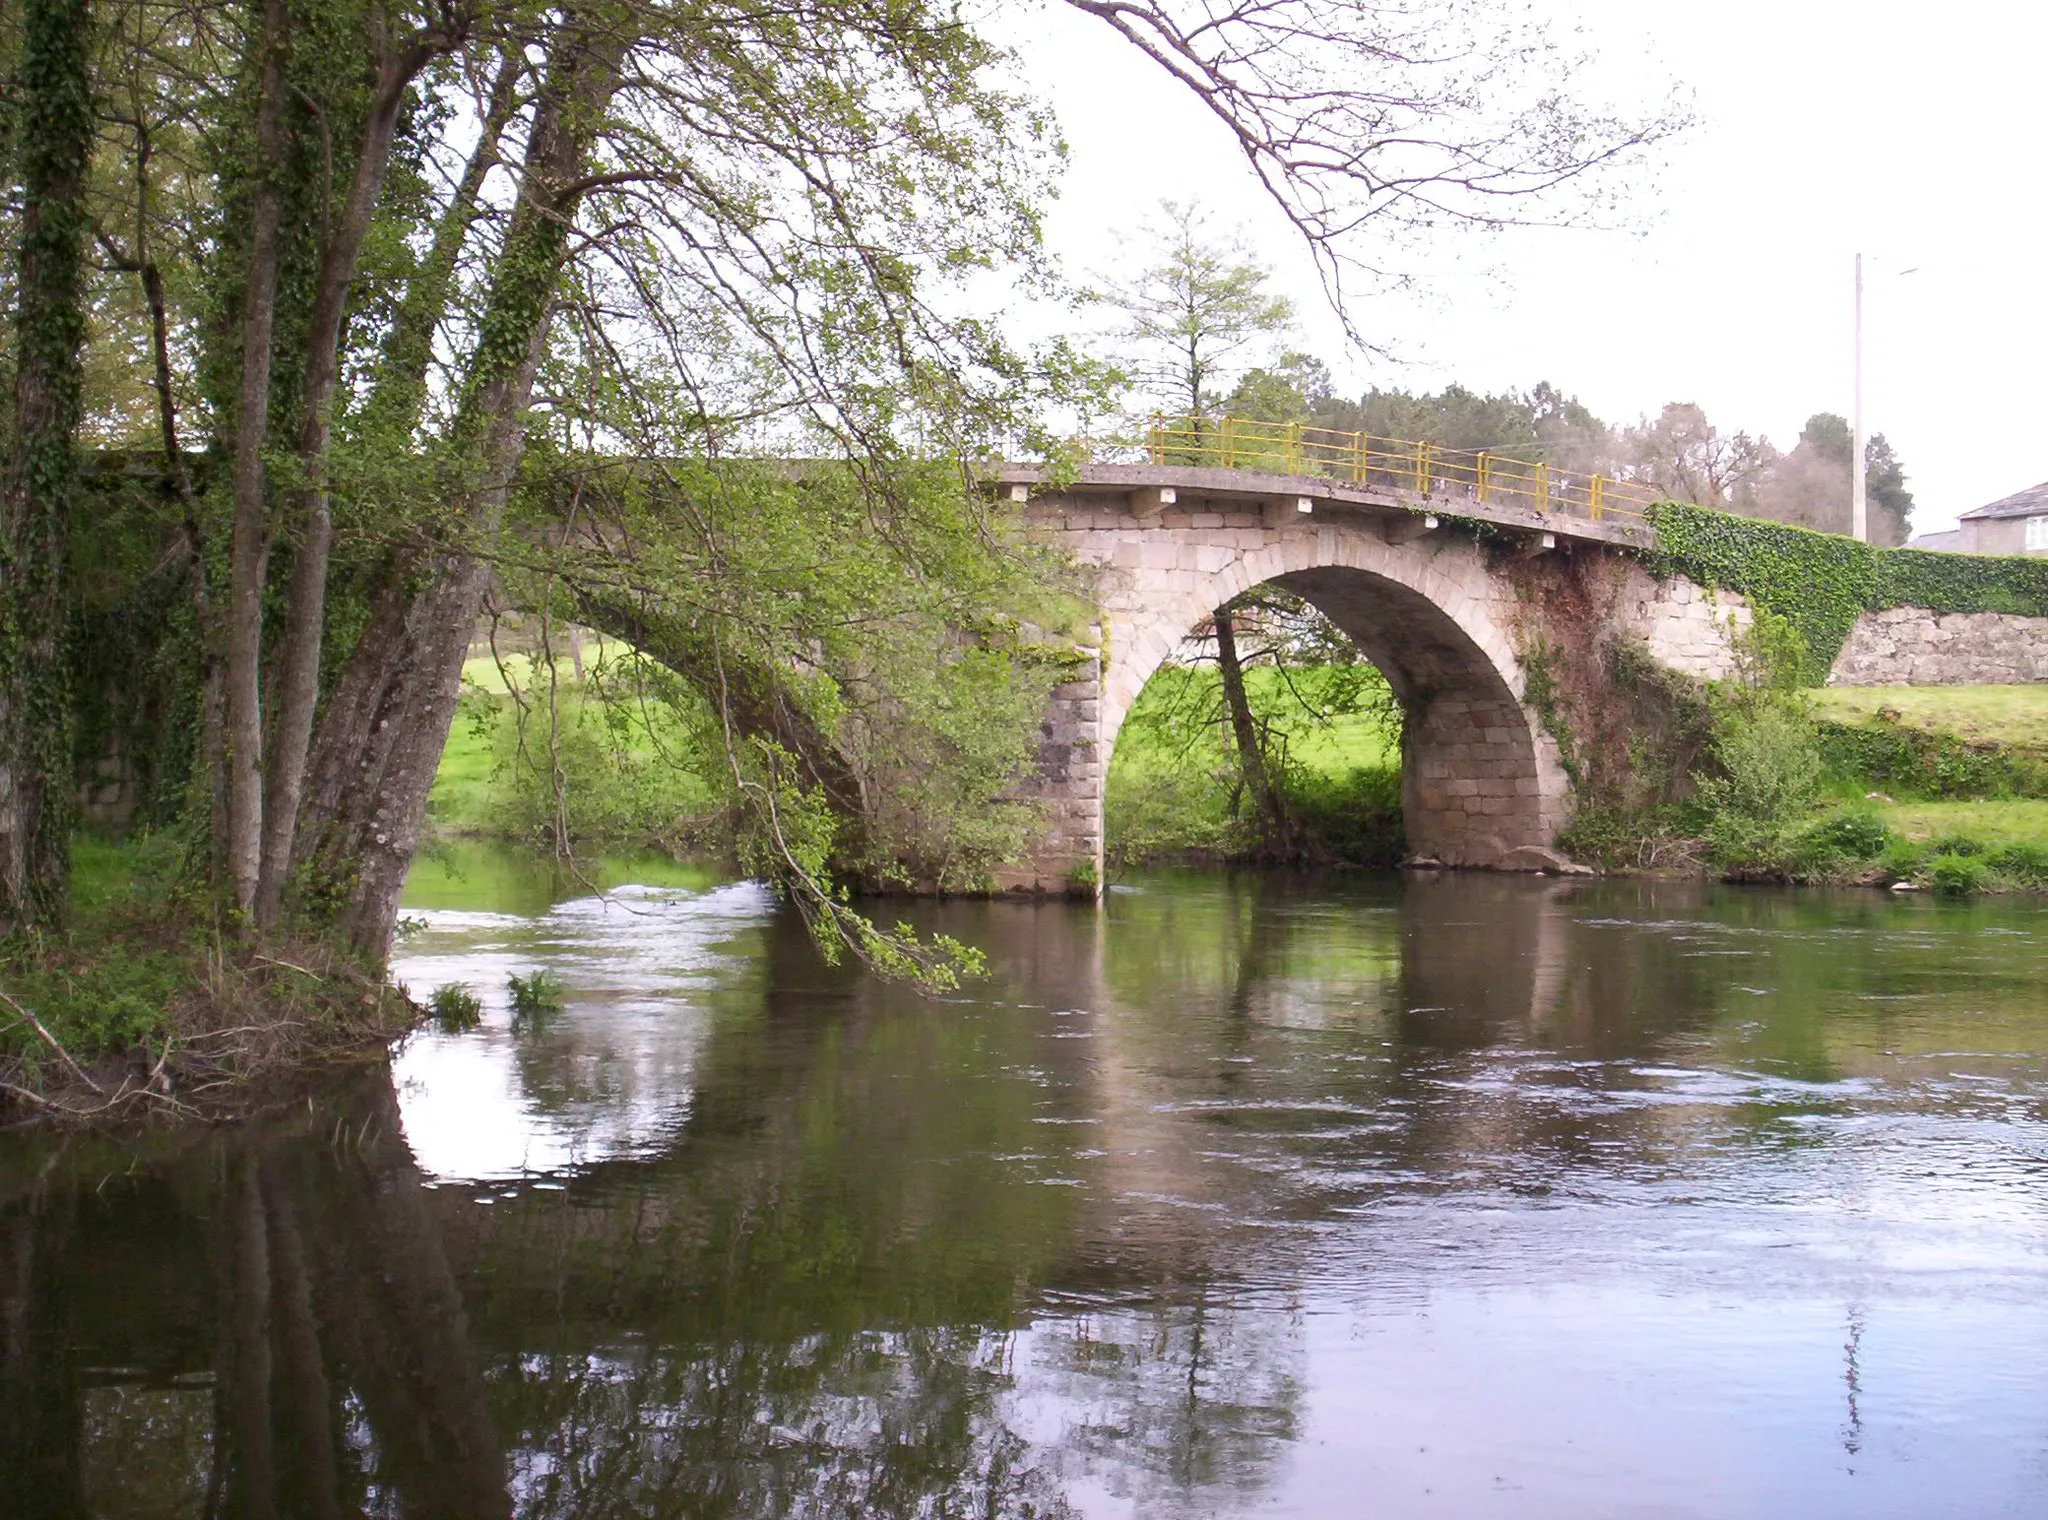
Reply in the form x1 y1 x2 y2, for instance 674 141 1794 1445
0 0 1681 972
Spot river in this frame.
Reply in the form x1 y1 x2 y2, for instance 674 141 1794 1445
4 858 2048 1517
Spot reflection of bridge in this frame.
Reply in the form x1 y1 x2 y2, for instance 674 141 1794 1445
0 877 1669 1518
10 871 1945 1516
989 440 1737 889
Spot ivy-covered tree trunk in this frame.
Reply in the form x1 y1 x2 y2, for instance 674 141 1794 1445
294 19 626 959
0 0 93 932
221 0 291 919
255 33 449 930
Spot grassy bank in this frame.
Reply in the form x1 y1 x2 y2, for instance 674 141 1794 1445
1812 685 2048 880
2 832 412 1121
1730 683 2048 896
1811 684 2048 749
1106 663 1402 867
428 649 718 853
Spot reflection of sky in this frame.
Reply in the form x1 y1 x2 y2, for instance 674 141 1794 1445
387 872 2048 1515
389 881 775 1184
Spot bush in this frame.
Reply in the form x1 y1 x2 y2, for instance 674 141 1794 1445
0 947 192 1061
507 970 567 1019
1878 837 1929 881
1815 720 2048 801
1801 807 1893 862
1286 764 1404 866
1695 703 1824 871
1928 832 1988 858
1930 853 1990 898
1989 842 2048 886
429 982 483 1031
1558 799 1692 870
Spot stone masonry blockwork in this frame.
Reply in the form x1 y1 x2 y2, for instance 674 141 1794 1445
999 493 1748 890
1829 609 2048 686
993 481 2035 894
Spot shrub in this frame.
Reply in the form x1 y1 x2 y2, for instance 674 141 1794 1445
1802 807 1893 862
1878 837 1929 881
1928 832 1988 858
1695 703 1824 871
507 970 568 1019
1286 764 1404 866
429 982 483 1031
1815 721 2048 801
1559 799 1691 870
1930 853 1990 898
1989 842 2048 887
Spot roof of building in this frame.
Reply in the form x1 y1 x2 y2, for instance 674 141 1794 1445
1908 528 1965 551
1961 480 2048 520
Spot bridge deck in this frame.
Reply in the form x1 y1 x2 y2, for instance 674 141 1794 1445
993 461 1654 551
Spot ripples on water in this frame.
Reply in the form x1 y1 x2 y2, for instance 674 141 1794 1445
4 864 2048 1517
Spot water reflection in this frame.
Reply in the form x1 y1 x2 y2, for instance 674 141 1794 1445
5 868 2048 1516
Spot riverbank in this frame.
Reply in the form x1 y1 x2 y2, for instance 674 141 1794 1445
9 663 2048 1124
1812 684 2048 895
0 837 414 1123
1106 666 2048 899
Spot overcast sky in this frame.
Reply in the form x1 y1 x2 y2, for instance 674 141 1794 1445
991 0 2047 534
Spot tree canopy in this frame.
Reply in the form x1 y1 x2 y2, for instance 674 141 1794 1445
0 0 1683 1038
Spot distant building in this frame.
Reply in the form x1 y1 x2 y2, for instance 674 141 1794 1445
1916 482 2048 555
1906 527 1965 552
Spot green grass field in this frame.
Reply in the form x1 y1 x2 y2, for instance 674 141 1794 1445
1106 663 1401 864
1806 685 2048 877
1872 800 2048 848
1811 685 2048 751
427 643 714 847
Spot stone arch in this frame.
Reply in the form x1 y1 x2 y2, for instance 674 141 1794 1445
1025 511 1575 885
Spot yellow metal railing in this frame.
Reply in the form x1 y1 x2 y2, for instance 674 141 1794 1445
1143 415 1656 525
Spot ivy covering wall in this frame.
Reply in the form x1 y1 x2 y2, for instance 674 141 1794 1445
1645 502 2048 684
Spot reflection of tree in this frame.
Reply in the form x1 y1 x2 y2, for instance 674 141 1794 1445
15 876 2003 1520
0 919 1111 1519
1039 1285 1303 1516
0 1078 515 1519
1 1196 88 1518
492 1327 1072 1518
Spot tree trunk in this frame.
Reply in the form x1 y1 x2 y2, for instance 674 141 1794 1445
359 46 524 439
128 104 228 875
257 39 442 929
568 587 868 824
0 0 94 931
1213 604 1292 855
223 0 291 918
294 18 626 958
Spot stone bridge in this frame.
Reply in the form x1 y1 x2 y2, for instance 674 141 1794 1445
990 462 1748 890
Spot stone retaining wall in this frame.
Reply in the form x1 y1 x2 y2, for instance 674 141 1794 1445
1828 609 2048 686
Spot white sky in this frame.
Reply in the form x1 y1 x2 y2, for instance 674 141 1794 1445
993 0 2048 534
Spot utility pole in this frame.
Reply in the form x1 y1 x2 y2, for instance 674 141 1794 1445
1851 252 1867 542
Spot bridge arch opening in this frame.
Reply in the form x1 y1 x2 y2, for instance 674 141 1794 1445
1086 541 1569 875
1103 588 1407 866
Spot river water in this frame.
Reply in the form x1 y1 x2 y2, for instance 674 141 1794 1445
5 862 2048 1517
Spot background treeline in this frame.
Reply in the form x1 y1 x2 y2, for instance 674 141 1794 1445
1220 357 1917 545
